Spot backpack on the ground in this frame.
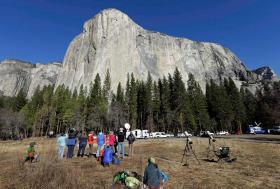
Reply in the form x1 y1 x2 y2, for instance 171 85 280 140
103 147 113 165
160 171 169 183
113 171 128 184
113 157 120 165
125 176 140 188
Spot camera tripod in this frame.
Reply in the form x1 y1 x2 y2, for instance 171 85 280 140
207 137 216 159
181 137 200 166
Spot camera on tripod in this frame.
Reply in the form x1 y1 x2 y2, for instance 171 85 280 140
181 131 200 166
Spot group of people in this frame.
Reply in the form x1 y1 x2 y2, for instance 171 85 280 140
24 127 167 189
56 127 136 161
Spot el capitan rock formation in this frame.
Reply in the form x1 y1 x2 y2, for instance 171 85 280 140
0 9 278 97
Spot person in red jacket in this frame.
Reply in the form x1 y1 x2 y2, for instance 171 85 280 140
88 131 94 157
108 131 115 151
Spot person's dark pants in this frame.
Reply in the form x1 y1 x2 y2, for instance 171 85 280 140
114 143 118 154
25 156 34 162
67 145 75 158
77 145 86 157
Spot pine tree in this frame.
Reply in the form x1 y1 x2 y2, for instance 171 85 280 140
103 69 111 102
116 82 124 104
225 78 246 133
128 73 137 128
241 87 257 128
206 79 233 131
136 81 146 130
145 72 153 131
13 88 27 112
187 73 210 132
159 76 172 132
152 81 160 131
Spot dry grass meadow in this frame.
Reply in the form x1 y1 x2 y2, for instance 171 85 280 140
0 136 280 189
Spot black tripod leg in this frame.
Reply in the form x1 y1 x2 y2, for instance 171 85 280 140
190 145 200 165
181 142 188 164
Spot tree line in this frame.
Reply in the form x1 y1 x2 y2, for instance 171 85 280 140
0 68 279 139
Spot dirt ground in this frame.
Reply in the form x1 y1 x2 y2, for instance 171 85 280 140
0 136 280 189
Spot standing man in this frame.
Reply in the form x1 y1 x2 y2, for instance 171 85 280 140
117 128 125 159
57 132 67 159
87 131 94 157
127 132 135 157
77 131 88 157
96 130 105 158
143 157 161 189
67 129 77 158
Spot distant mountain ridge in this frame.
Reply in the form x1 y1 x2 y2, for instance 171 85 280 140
253 66 279 81
0 59 61 98
0 9 278 97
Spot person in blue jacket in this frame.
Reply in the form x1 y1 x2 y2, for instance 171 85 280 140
77 131 88 157
143 157 161 189
57 132 67 159
96 130 105 158
67 129 77 158
102 146 113 166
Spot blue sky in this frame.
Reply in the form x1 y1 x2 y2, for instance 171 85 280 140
0 0 279 74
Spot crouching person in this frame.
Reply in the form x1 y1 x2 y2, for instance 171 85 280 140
143 157 161 189
25 142 39 163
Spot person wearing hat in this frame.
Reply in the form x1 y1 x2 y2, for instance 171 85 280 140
117 127 125 159
143 157 161 189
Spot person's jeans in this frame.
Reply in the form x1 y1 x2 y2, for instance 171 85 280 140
77 144 86 157
118 142 125 158
67 145 75 158
58 145 65 159
96 144 104 157
88 144 93 156
128 143 133 156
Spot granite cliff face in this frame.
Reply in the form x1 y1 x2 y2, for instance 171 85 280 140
55 8 260 93
0 59 61 98
0 9 278 98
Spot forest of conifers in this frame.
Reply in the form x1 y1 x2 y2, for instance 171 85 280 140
0 68 279 139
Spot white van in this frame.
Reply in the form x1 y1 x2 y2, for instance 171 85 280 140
126 129 150 139
150 132 168 138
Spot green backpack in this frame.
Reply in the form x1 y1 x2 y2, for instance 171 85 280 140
113 171 128 184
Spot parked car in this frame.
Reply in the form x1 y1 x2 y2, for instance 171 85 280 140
165 133 174 138
216 131 229 135
127 129 150 139
177 131 192 138
150 132 168 138
199 131 214 137
247 126 265 134
269 126 280 134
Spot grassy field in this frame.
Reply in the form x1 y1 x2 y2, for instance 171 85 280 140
0 136 280 189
